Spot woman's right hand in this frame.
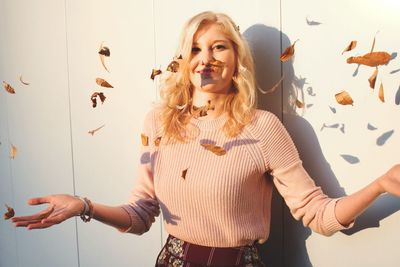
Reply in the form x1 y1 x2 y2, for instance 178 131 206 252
12 194 84 230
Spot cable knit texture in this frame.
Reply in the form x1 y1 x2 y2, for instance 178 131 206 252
120 108 353 247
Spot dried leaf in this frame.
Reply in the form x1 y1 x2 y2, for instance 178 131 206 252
329 106 336 114
154 137 162 147
4 204 15 220
150 69 162 80
91 92 106 108
19 75 30 85
342 41 357 55
192 100 215 118
395 85 400 105
10 144 17 159
200 143 226 156
339 124 345 134
378 82 385 102
340 154 360 164
3 81 15 94
368 68 378 89
306 16 322 26
95 78 113 88
307 87 316 96
377 130 394 146
390 68 400 74
370 32 379 53
167 60 179 73
98 42 110 72
346 52 391 67
295 99 304 108
367 123 378 130
280 40 298 62
88 124 105 136
141 134 149 146
335 91 354 105
259 75 284 94
181 168 188 179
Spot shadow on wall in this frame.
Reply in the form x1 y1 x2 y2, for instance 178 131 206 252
243 24 400 267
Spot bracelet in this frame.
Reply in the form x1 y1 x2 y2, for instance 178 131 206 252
75 196 93 223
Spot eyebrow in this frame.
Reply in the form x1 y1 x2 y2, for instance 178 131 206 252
193 40 229 45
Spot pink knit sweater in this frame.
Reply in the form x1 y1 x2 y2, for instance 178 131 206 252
120 108 352 247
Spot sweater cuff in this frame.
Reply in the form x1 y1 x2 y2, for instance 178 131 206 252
323 198 355 235
118 204 147 234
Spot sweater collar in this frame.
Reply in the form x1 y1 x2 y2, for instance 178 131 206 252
190 113 228 131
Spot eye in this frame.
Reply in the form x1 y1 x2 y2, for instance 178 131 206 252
213 44 226 51
191 47 201 53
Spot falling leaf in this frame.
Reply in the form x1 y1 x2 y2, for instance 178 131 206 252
395 86 400 105
37 205 55 220
181 168 188 179
346 52 391 67
377 130 394 146
335 91 354 105
306 16 322 25
167 60 179 73
352 64 360 77
98 42 110 72
95 78 113 88
390 68 400 74
280 40 298 62
295 99 304 108
306 104 313 108
307 87 316 96
88 124 105 136
259 75 284 94
4 204 15 220
329 106 336 113
192 100 215 118
339 124 345 134
370 32 379 53
141 134 149 146
150 69 162 80
340 154 360 164
368 68 378 89
154 137 162 147
378 82 384 102
367 123 378 130
3 81 15 94
10 144 17 159
200 143 226 156
177 54 183 59
342 40 357 55
91 92 106 108
19 75 30 85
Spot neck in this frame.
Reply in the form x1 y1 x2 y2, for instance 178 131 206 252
192 90 229 119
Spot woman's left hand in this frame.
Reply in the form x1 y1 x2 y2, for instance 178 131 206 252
377 164 400 196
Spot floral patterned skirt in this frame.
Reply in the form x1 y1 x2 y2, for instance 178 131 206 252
155 235 266 267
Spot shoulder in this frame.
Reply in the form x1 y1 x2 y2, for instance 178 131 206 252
249 109 283 130
143 106 163 136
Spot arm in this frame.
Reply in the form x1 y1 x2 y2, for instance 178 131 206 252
335 165 400 226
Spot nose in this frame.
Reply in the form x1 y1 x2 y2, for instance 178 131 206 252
199 49 214 65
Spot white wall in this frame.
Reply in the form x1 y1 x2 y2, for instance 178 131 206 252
1 0 399 266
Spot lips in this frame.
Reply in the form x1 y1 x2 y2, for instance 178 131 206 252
197 68 213 75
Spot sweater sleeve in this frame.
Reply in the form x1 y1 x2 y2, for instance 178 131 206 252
118 109 161 234
256 111 353 236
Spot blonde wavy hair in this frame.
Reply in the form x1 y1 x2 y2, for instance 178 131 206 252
158 11 257 142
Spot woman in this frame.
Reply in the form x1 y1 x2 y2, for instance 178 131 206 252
12 11 400 267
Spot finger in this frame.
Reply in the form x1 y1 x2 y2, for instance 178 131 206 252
14 219 42 227
28 196 51 206
12 205 55 222
42 214 67 225
27 221 55 230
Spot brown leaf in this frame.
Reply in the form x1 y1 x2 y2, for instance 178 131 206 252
379 82 385 102
295 99 304 108
19 75 30 85
98 42 110 72
259 75 284 94
280 40 298 62
192 100 215 118
88 124 105 136
346 52 391 67
335 91 354 105
154 137 162 147
10 144 17 159
181 168 188 179
3 81 15 94
91 92 106 108
4 204 15 220
200 143 226 156
150 69 162 80
368 68 378 89
95 78 113 88
141 134 149 146
167 60 179 73
177 54 183 59
342 40 357 54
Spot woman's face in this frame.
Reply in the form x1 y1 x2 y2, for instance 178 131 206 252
189 23 237 95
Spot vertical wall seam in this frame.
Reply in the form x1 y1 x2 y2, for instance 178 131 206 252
63 1 80 266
